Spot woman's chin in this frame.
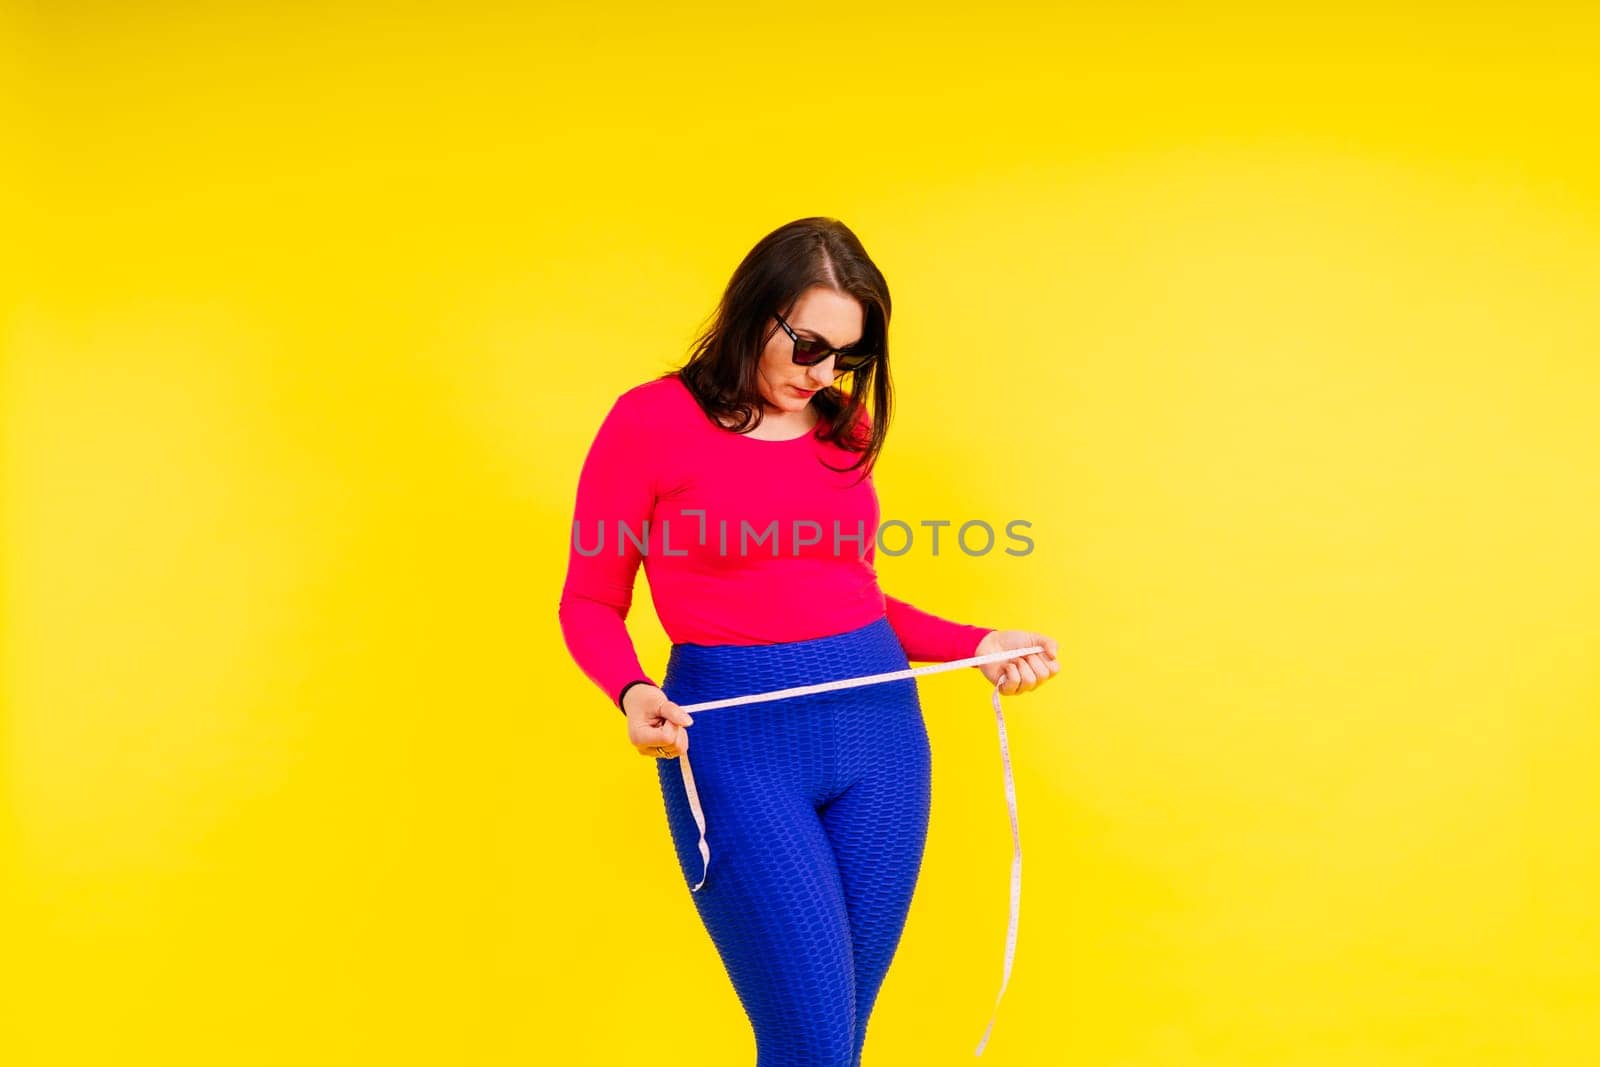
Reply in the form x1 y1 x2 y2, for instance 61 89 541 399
763 395 803 414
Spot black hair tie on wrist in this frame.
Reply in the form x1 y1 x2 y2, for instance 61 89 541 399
617 678 654 714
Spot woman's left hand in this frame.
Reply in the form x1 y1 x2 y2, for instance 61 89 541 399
976 630 1061 696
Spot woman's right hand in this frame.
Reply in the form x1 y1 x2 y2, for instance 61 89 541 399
623 684 694 759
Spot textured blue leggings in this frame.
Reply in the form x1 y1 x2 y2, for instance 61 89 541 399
655 614 932 1067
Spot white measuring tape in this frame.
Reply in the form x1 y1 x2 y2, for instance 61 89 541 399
670 643 1044 1057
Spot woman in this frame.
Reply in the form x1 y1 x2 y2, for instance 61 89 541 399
558 216 1060 1066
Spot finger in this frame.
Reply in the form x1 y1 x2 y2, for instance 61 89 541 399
634 724 674 750
1040 634 1060 660
1014 660 1039 692
638 731 677 758
1025 653 1051 682
665 702 694 728
1000 663 1019 694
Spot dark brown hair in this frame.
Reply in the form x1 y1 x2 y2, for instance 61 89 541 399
672 216 892 483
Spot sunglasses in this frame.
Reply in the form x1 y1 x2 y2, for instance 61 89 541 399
773 311 880 373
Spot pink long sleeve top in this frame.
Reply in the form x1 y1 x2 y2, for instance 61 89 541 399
558 372 993 710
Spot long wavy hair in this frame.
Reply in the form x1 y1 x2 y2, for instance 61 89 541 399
672 217 892 483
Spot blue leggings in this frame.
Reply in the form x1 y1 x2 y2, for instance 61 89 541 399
655 615 932 1067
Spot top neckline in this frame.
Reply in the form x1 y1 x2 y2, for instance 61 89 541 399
669 373 826 444
728 415 821 444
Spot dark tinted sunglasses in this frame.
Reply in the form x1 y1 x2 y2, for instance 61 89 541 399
773 311 879 373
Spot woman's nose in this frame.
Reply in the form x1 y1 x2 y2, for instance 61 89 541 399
807 357 836 387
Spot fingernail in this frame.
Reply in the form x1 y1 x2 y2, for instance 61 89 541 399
684 716 695 725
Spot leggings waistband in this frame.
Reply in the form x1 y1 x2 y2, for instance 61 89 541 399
662 615 907 707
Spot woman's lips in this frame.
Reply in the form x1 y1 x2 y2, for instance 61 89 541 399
792 385 817 397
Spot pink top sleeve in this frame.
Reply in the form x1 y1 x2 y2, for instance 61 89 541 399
858 410 993 664
870 540 993 664
557 388 658 709
883 593 992 664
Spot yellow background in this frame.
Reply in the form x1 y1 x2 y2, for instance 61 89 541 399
6 3 1598 1064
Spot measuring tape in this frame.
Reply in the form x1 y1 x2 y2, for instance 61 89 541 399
670 643 1044 1057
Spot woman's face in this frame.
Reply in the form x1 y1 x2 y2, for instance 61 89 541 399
755 285 864 415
